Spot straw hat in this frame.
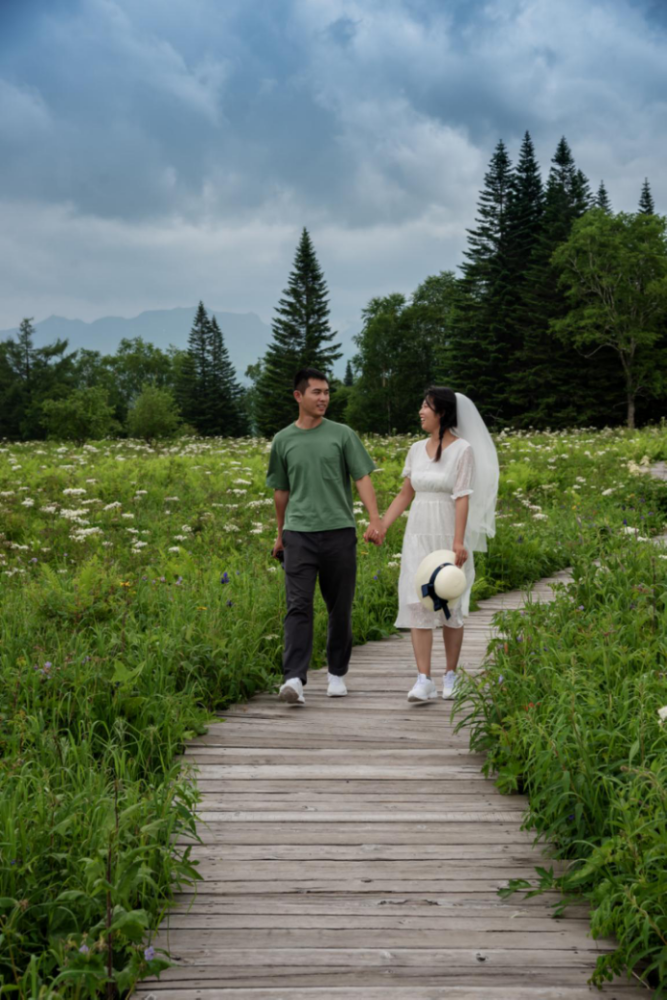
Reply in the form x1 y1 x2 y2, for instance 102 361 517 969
414 549 467 618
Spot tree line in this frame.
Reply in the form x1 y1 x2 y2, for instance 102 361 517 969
2 131 665 441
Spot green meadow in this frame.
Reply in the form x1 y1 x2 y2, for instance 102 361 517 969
1 424 667 996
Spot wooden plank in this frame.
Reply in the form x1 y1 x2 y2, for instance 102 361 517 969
135 989 641 999
135 560 647 999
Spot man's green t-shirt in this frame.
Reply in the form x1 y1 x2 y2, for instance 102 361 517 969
266 418 375 532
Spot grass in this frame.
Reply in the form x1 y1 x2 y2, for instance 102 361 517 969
1 422 666 996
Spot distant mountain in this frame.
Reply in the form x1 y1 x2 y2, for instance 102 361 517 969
0 308 355 380
0 308 272 380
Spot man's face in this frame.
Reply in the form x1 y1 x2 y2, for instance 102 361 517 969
295 379 330 417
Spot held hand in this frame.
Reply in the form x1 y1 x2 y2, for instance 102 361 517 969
453 541 468 567
364 517 386 547
272 536 284 559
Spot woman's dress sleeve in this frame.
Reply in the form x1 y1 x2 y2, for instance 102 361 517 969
401 444 414 479
452 444 475 499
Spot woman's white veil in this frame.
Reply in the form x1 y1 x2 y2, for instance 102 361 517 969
452 393 499 552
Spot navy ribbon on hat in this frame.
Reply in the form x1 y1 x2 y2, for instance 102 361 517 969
421 563 453 619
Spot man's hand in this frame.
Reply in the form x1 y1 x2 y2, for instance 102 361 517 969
272 536 284 559
364 517 386 546
453 541 468 567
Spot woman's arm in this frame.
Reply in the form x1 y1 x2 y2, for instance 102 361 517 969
378 477 415 533
453 494 470 566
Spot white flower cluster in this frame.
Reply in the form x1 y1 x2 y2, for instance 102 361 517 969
70 526 104 542
63 488 87 496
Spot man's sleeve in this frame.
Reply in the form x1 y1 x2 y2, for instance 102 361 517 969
343 428 376 481
266 438 290 490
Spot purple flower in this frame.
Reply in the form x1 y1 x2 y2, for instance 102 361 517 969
373 574 379 580
226 600 233 607
30 557 38 563
79 944 90 955
578 605 584 611
144 945 155 962
498 675 504 684
159 576 166 583
44 662 52 669
220 572 230 585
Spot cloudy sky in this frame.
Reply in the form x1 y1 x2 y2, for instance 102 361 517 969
1 0 666 335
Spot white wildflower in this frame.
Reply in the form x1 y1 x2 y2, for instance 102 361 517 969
658 706 667 726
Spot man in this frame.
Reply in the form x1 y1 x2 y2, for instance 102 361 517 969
267 367 384 705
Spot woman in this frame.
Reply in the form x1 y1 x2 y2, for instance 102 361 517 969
367 387 498 702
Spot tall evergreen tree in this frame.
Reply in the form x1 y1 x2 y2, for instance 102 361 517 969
209 315 247 436
176 302 213 432
0 318 76 439
595 180 612 213
445 141 516 424
256 229 341 436
639 177 655 215
344 360 354 386
513 137 618 426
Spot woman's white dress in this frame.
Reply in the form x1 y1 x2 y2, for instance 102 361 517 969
395 437 475 630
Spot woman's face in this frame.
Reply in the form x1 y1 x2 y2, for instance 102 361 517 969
419 398 440 434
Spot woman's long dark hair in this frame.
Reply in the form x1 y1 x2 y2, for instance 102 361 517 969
424 386 457 461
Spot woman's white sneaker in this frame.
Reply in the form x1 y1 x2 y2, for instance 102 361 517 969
407 674 438 702
442 671 459 700
327 673 348 697
279 678 305 705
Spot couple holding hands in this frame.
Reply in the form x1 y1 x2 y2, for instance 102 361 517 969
267 368 498 705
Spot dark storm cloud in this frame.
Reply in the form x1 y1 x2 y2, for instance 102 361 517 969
1 0 666 329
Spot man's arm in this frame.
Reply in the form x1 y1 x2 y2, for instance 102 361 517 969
354 474 384 545
272 489 290 557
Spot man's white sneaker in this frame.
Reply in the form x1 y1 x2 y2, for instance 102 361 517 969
279 678 305 705
327 673 348 697
407 674 438 703
442 671 459 700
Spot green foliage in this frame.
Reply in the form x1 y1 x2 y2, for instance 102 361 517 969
125 384 183 441
175 304 247 437
41 386 122 443
256 228 341 436
455 521 667 993
1 424 666 994
348 273 457 434
639 178 656 215
552 209 667 428
0 319 77 440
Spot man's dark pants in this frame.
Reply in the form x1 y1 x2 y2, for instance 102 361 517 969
282 527 357 686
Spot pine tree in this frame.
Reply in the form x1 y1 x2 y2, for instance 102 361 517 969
513 137 618 426
209 315 247 436
256 229 341 436
595 181 612 213
639 178 655 214
344 360 354 386
445 140 516 424
176 302 213 434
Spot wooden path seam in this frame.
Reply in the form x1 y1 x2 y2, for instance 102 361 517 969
135 489 667 997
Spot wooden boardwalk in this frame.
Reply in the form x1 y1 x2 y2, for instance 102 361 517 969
136 567 649 999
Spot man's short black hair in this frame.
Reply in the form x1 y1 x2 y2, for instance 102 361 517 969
294 368 329 393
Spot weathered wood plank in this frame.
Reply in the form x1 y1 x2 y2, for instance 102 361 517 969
136 562 647 998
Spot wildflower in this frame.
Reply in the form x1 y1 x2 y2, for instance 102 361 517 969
220 572 230 584
658 706 667 726
226 600 233 607
168 546 180 553
79 944 90 955
144 945 155 962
